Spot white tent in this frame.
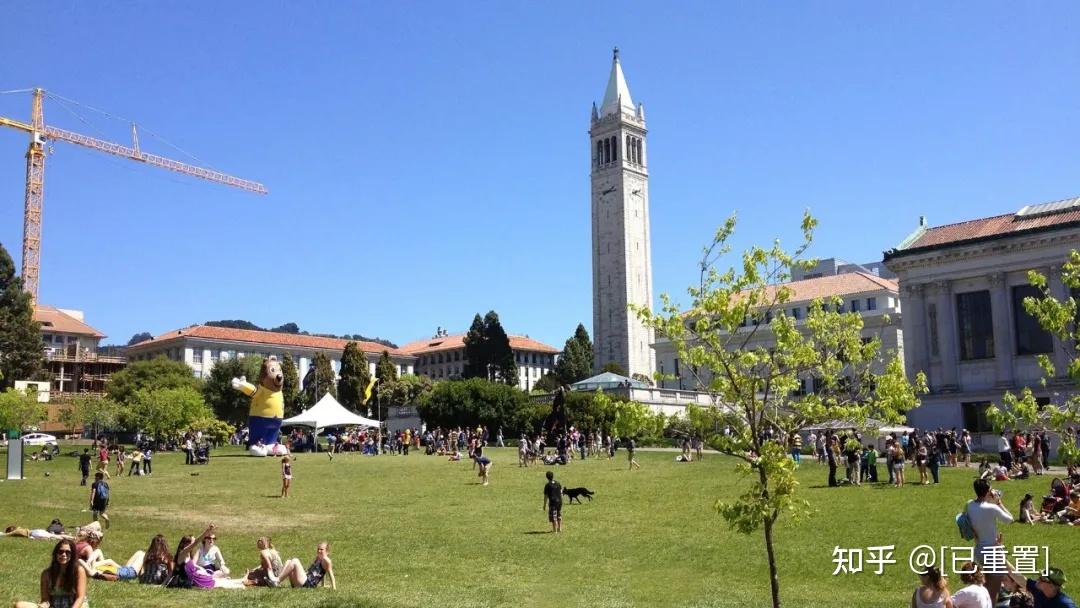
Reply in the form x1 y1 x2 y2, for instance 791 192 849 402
282 392 381 431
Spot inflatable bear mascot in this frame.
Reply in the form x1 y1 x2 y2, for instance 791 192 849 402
231 356 285 448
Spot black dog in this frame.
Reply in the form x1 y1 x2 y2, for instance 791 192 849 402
562 487 595 504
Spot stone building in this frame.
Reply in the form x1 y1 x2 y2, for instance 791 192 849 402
127 325 415 383
653 271 903 394
400 328 559 392
884 199 1080 446
590 48 655 379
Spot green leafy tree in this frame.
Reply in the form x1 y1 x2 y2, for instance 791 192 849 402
533 372 562 393
555 323 594 384
987 253 1080 465
127 332 153 346
0 243 42 389
632 213 926 608
381 374 434 410
188 417 236 446
280 353 301 417
417 378 530 431
59 395 122 438
337 342 371 412
0 387 46 431
304 352 337 402
463 314 487 379
483 311 517 385
107 357 202 406
600 362 627 376
595 390 662 440
124 386 211 440
202 355 262 426
372 350 399 419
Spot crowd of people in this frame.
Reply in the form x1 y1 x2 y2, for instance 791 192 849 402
8 522 336 607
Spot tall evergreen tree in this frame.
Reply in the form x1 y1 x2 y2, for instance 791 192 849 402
372 349 399 419
280 353 301 416
463 313 488 379
554 323 594 385
304 352 337 402
484 311 517 385
0 243 42 389
336 342 369 411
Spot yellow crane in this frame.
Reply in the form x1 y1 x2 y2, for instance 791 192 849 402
0 87 268 302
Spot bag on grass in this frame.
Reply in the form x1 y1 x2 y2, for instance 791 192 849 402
956 501 975 540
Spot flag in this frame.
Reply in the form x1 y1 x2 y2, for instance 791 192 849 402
362 376 378 404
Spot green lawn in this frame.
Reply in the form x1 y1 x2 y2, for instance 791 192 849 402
0 447 1075 608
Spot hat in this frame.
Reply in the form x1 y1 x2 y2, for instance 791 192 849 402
1040 567 1067 587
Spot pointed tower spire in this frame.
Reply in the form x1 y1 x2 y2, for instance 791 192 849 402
600 46 634 117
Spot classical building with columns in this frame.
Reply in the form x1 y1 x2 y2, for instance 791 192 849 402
126 325 416 382
884 199 1080 446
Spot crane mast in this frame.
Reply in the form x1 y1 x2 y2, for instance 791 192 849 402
0 87 267 303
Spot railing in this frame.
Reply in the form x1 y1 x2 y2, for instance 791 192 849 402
44 350 126 364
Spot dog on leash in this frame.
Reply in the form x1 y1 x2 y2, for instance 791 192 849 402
562 487 595 504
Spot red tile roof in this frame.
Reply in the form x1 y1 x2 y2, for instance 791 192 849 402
34 305 105 339
758 271 898 304
128 325 410 357
895 197 1080 254
399 333 560 355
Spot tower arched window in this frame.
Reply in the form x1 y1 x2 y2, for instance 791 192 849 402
610 136 617 161
636 139 643 166
603 138 610 164
626 135 632 161
596 141 603 166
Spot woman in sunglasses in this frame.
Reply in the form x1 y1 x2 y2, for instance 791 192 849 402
195 531 230 575
172 524 247 590
14 539 88 608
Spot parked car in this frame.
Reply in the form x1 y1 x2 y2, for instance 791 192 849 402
20 433 58 446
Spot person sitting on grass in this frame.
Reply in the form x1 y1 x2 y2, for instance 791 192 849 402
911 565 954 608
77 548 145 582
1057 492 1080 525
173 524 248 589
243 537 283 587
273 542 336 589
14 539 88 608
950 561 992 608
1019 494 1047 525
196 529 230 575
1003 563 1075 608
75 529 105 570
137 534 173 585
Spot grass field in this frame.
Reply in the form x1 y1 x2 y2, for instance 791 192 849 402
0 446 1076 608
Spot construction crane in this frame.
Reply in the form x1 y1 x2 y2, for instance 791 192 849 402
0 87 267 303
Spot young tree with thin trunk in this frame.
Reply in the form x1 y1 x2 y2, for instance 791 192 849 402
633 212 926 608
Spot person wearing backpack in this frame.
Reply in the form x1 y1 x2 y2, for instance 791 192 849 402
90 472 111 529
965 478 1013 601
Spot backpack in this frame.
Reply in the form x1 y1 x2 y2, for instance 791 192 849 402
956 501 975 540
95 482 110 503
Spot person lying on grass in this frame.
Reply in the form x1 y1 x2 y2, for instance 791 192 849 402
2 525 75 541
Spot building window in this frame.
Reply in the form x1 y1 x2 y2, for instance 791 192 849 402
961 401 993 433
1013 285 1053 355
789 307 801 320
453 350 460 361
957 290 994 361
192 350 202 364
867 297 877 311
928 303 940 357
850 299 861 312
210 350 219 363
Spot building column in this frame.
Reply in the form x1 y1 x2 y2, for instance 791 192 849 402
202 349 213 376
989 272 1015 388
904 283 930 382
933 280 959 391
1047 265 1072 380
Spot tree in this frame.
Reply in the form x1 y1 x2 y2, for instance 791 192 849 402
987 253 1080 465
125 386 211 440
372 350 399 419
304 352 337 403
270 322 300 334
600 362 627 376
417 378 531 432
0 387 46 431
633 213 926 608
463 314 487 379
533 372 562 393
554 323 594 384
381 374 434 408
59 394 121 438
337 343 370 412
597 390 663 440
0 242 42 389
280 353 301 417
202 355 262 426
127 332 153 346
483 311 517 385
107 357 203 406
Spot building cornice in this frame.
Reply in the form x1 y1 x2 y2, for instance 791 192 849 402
884 228 1080 272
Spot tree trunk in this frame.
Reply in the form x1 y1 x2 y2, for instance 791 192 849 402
763 516 781 608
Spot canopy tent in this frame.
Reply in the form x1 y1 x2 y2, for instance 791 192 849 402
282 392 381 431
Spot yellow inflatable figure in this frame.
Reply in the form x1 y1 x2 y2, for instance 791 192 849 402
231 356 285 447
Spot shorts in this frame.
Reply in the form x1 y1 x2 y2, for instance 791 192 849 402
283 475 292 480
92 501 108 513
118 566 138 580
548 505 562 522
893 462 904 471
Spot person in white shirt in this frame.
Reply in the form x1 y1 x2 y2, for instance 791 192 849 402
195 533 230 576
965 478 1013 600
951 562 993 608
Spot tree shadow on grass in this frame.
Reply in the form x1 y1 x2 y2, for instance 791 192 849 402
523 530 552 535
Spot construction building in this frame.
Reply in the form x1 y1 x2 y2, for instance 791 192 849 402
34 305 126 397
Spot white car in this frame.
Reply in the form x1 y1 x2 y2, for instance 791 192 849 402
21 433 58 446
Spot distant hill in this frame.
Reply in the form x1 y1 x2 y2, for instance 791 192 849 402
204 320 398 349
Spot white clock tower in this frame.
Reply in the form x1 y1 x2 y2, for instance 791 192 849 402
590 48 655 379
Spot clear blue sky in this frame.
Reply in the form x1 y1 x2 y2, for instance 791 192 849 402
1 3 1077 349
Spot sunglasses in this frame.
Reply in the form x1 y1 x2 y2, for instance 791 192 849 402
206 537 216 541
57 550 72 556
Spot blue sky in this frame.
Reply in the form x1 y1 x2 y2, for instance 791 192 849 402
1 3 1077 349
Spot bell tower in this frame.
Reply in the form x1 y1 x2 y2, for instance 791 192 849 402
590 48 655 379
